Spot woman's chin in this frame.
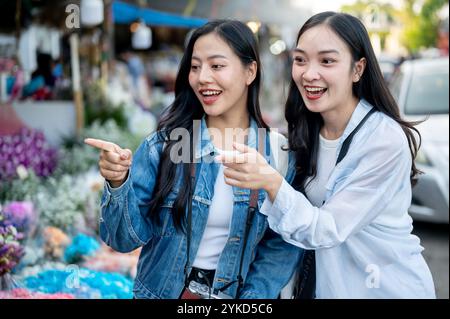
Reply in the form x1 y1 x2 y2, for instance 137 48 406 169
203 106 226 117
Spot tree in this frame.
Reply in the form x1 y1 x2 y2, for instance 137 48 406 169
399 0 448 53
341 0 397 51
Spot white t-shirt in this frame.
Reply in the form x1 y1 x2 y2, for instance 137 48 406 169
305 134 340 207
193 148 235 270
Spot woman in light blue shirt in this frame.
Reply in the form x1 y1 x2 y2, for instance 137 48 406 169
217 12 436 298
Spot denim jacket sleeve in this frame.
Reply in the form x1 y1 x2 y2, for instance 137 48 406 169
99 132 162 253
239 228 302 299
239 151 302 299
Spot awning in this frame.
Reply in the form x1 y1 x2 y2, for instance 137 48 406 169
112 1 208 28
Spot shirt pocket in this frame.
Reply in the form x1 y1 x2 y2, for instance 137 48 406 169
157 190 180 237
157 189 212 237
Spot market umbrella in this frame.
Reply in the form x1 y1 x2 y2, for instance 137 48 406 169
134 0 312 29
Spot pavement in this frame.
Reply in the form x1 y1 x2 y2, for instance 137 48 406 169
413 221 449 299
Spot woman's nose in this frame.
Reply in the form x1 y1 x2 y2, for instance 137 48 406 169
198 66 213 84
302 64 320 82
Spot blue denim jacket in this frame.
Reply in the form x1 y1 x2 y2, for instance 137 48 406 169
99 117 302 299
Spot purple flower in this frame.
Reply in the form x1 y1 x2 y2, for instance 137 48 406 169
0 128 58 180
0 223 25 276
2 201 36 235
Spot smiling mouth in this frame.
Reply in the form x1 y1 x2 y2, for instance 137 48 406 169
199 90 223 105
304 86 327 100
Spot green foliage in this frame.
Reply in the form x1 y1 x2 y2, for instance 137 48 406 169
399 0 448 53
341 0 448 54
0 170 41 203
55 119 143 177
341 0 397 51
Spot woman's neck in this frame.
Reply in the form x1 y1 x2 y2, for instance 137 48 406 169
320 97 359 140
206 111 250 151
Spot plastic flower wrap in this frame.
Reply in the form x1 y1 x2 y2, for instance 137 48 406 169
0 127 58 180
64 234 100 264
42 226 70 260
23 268 134 299
1 201 37 236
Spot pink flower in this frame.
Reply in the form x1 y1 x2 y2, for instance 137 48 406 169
2 201 36 235
0 288 75 299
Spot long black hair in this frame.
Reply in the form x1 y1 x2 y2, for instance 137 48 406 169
148 20 268 232
285 12 421 191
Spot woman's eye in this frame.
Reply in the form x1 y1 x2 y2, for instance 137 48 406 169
191 65 200 71
293 56 305 64
322 58 335 65
212 64 224 69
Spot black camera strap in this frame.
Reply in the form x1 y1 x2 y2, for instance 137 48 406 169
184 131 265 298
294 106 376 299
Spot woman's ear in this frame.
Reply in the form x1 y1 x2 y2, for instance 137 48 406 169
246 61 258 86
353 57 366 82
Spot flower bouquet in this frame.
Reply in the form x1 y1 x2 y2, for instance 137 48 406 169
0 211 25 290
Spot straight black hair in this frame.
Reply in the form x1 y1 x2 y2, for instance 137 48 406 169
148 19 268 232
285 12 421 191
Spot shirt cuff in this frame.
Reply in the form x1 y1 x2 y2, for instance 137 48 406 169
260 179 295 222
104 172 131 199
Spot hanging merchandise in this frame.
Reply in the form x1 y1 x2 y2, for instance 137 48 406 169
132 22 152 50
81 0 104 27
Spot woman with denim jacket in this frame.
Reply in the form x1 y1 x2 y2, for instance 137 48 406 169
217 12 435 298
85 20 302 299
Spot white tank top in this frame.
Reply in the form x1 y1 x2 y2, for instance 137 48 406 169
193 148 235 270
305 134 340 207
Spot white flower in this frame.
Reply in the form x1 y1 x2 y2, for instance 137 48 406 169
127 106 157 137
16 165 29 180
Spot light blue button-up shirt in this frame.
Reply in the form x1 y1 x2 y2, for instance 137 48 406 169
261 99 436 298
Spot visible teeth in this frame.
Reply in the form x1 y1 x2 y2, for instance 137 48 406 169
202 90 221 96
305 87 325 93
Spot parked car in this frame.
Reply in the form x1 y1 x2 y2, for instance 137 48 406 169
389 57 449 224
377 54 401 84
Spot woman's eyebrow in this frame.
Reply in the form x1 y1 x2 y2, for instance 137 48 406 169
192 54 228 61
293 48 340 55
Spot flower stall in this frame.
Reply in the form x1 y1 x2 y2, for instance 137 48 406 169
0 0 161 300
0 72 153 299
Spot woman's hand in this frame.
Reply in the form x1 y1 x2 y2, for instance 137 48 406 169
84 138 132 188
216 142 283 202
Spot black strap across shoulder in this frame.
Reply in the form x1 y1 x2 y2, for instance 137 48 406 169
294 107 376 299
336 107 376 165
